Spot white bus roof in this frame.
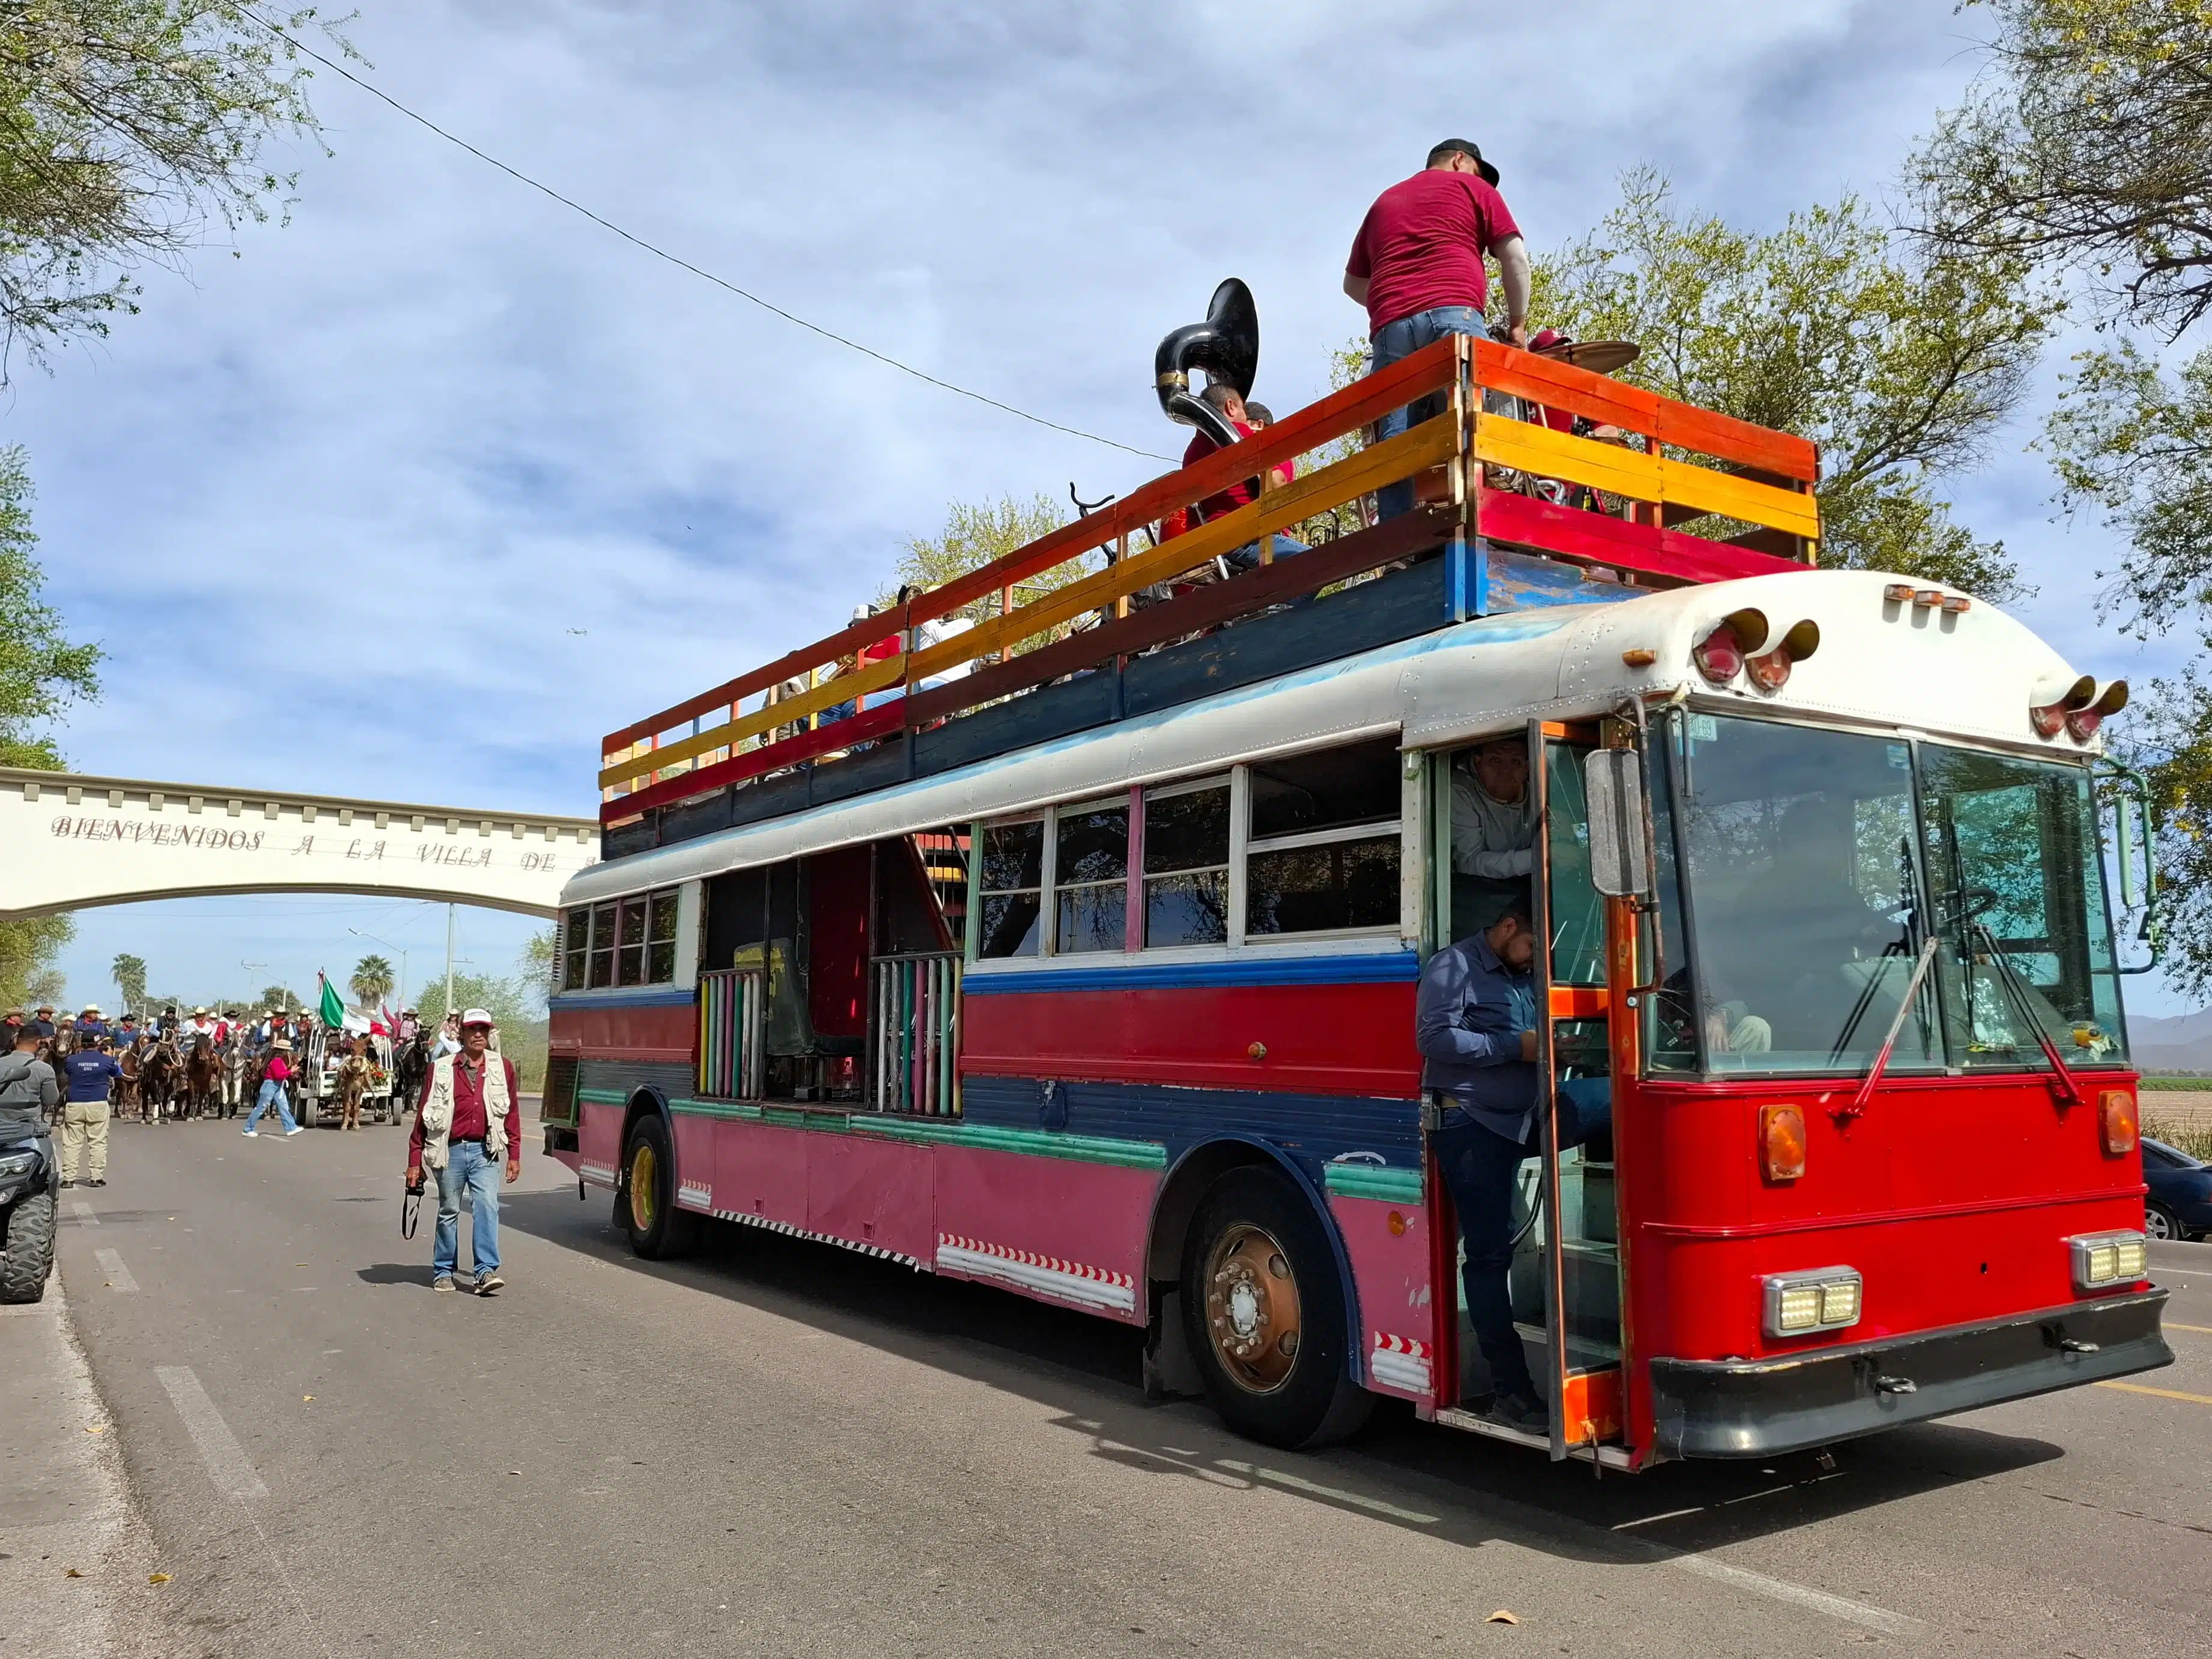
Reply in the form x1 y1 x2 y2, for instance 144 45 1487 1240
562 569 2105 907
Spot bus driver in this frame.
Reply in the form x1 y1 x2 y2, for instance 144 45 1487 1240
1415 906 1611 1434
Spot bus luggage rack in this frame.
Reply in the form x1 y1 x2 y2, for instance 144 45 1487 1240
600 333 1822 826
871 951 961 1116
697 967 765 1101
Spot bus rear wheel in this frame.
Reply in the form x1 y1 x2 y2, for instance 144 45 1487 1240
620 1115 697 1260
1181 1166 1370 1449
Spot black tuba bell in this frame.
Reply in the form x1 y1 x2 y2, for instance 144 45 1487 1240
1155 278 1260 449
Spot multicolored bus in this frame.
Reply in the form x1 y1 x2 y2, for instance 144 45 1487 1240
543 334 2172 1467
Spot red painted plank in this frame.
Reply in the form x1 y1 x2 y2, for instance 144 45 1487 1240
606 698 905 823
1475 489 1809 586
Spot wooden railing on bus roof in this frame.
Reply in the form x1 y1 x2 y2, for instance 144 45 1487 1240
598 335 1822 817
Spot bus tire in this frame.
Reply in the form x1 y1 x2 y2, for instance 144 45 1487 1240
1181 1166 1371 1449
619 1114 697 1260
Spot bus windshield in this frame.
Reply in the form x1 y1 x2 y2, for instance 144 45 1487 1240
1654 711 2127 1076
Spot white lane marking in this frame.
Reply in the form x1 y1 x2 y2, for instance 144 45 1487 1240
1660 1551 1919 1636
155 1366 269 1500
69 1200 99 1226
92 1247 138 1292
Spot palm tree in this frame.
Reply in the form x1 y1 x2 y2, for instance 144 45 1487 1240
350 954 395 1007
111 953 148 1017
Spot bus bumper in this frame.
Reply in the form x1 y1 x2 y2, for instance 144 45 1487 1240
1650 1288 2172 1459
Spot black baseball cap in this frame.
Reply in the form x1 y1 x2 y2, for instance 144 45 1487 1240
1427 139 1499 184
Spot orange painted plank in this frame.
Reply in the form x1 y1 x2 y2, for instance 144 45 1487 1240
1549 985 1608 1018
1656 402 1819 485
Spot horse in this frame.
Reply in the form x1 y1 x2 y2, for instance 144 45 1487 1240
393 1030 432 1124
115 1042 144 1124
139 1038 183 1123
219 1038 251 1118
184 1036 222 1119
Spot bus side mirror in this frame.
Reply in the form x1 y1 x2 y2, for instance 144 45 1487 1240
1584 749 1650 899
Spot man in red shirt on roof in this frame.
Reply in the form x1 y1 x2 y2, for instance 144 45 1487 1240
1178 382 1307 573
1345 139 1530 519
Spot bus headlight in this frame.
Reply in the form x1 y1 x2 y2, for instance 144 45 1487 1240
1763 1267 1863 1338
2068 1231 2148 1293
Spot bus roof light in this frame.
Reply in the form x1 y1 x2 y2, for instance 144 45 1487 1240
1746 618 1822 691
1883 583 1915 604
2030 672 2098 738
1913 589 1942 607
1692 626 1743 684
1941 595 1971 613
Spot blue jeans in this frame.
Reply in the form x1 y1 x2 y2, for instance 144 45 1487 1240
243 1078 296 1133
1431 1079 1611 1399
433 1139 501 1279
1224 532 1310 574
1371 306 1490 520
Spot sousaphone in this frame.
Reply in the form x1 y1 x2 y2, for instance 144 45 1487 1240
1155 278 1259 449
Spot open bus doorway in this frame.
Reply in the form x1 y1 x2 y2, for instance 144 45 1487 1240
1428 725 1623 1456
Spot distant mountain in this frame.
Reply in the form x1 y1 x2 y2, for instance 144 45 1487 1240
2129 1010 2212 1075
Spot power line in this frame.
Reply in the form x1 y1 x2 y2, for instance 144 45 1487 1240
247 13 1176 463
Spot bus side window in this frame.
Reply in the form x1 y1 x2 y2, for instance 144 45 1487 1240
977 820 1045 959
1543 745 1605 987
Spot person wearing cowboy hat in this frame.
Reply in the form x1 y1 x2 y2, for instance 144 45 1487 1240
406 1008 519 1295
243 1035 303 1137
184 1006 220 1047
1345 138 1531 520
30 1005 55 1040
76 1004 111 1046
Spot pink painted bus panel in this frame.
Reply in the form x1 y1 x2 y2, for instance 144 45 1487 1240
932 1146 1158 1325
578 1099 622 1178
1331 1193 1439 1403
670 1111 719 1210
809 1133 935 1263
716 1119 809 1228
548 1001 695 1065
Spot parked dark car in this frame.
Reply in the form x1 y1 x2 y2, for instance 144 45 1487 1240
0 1115 57 1302
2143 1137 2212 1242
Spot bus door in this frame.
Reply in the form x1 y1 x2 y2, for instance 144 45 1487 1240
1424 725 1622 1457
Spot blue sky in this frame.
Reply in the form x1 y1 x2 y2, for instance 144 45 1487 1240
16 0 2196 1017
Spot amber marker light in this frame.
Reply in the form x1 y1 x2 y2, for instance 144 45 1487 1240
1760 1104 1807 1182
2098 1088 2139 1157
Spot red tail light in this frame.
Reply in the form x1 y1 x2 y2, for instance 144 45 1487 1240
1746 619 1821 691
2098 1089 2138 1157
1694 626 1744 684
1760 1104 1806 1182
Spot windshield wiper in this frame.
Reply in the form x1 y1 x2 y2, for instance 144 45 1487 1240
1973 922 2085 1107
1840 935 1941 1121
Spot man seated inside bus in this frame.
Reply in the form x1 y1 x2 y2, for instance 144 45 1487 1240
1180 382 1307 572
1449 737 1536 933
1415 906 1610 1434
1701 797 1900 1061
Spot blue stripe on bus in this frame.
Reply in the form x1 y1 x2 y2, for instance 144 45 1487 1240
961 950 1421 996
550 988 699 1009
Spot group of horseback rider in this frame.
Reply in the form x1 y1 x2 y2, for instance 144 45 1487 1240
1 1000 436 1127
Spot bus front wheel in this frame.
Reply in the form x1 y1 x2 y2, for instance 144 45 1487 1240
1181 1166 1371 1449
619 1115 698 1260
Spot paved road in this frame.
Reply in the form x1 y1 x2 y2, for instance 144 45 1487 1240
37 1122 2212 1657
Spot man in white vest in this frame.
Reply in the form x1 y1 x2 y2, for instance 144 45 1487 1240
404 1008 520 1296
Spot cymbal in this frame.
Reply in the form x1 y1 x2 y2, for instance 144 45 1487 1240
1535 339 1641 374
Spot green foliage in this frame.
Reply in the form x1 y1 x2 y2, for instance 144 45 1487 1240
881 493 1096 648
0 915 71 1008
1908 0 2212 340
415 971 545 1088
2044 340 2212 635
348 953 392 1006
257 982 297 1012
0 2 346 373
0 446 97 764
2112 665 2212 997
109 952 146 1013
1528 168 2050 601
23 962 63 1005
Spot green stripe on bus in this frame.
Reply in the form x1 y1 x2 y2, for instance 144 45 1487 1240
669 1098 763 1121
1323 1163 1423 1203
577 1088 628 1104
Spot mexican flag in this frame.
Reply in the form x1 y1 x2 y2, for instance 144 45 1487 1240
317 974 370 1035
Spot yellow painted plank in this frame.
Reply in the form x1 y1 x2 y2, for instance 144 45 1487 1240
600 651 907 789
1471 413 1820 540
907 417 1460 683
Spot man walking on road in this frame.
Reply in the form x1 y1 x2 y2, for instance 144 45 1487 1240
57 1040 122 1189
407 1009 519 1297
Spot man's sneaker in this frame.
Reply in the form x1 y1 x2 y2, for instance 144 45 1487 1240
241 1128 257 1137
58 1178 73 1189
432 1275 456 1294
283 1126 303 1137
88 1179 105 1188
1490 1390 1551 1435
473 1273 505 1297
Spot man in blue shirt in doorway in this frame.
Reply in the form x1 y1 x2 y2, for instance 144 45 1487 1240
1415 906 1609 1434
